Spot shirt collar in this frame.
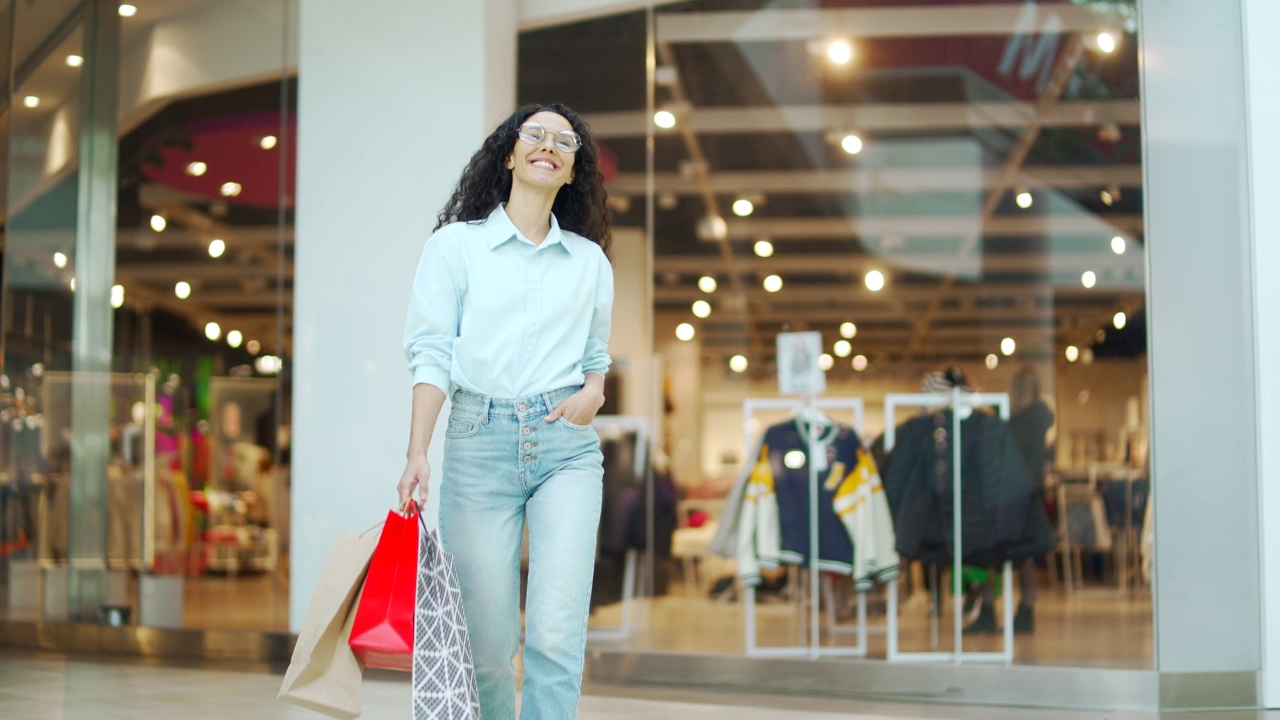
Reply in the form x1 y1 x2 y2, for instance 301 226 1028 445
485 204 572 255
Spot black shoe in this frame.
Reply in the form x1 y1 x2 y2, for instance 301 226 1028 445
1014 603 1035 634
965 604 997 634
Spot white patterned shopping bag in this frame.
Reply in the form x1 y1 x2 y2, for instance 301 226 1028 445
412 521 482 719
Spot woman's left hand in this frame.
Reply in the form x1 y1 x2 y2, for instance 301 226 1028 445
545 385 605 426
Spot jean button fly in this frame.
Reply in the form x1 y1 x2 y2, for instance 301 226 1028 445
524 455 532 462
523 442 532 450
522 427 532 436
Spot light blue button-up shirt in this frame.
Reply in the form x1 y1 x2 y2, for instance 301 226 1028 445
404 204 613 399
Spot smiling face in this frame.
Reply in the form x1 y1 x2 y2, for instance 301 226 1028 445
505 111 577 192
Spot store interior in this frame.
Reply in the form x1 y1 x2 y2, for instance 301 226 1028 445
2 0 1152 671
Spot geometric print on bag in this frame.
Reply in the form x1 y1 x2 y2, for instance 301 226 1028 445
412 526 482 719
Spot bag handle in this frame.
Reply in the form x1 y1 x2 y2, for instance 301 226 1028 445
357 500 419 538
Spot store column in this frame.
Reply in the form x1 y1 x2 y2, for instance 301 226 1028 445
1141 0 1263 707
291 0 516 630
1244 0 1280 709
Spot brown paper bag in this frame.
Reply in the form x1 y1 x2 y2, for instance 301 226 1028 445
278 529 379 719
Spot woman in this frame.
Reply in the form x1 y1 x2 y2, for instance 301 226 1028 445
399 103 613 719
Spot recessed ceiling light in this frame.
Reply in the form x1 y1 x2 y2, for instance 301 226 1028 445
186 161 207 177
150 214 166 232
865 270 885 292
22 96 39 108
852 355 868 372
676 322 696 341
1001 337 1016 356
729 355 748 373
1097 31 1117 53
732 198 754 217
841 134 863 155
1111 236 1127 255
66 55 84 68
753 239 774 258
827 39 853 65
208 239 226 258
119 4 138 17
220 182 242 198
205 322 222 341
698 276 717 293
246 340 261 355
1082 270 1097 289
1113 311 1127 330
833 340 852 358
175 281 192 300
654 110 676 129
818 354 834 371
986 354 999 370
1100 189 1115 206
692 300 712 318
763 274 783 293
53 252 68 269
260 135 278 150
111 285 125 309
1066 345 1080 363
1016 191 1034 209
227 330 244 349
840 322 857 339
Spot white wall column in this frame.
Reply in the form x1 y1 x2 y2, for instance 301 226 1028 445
291 0 516 631
1244 0 1280 708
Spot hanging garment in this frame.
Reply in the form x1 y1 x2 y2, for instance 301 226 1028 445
881 410 1055 566
737 420 898 588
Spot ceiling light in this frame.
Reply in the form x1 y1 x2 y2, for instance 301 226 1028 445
1100 189 1115 206
111 285 125 309
732 198 754 217
1097 31 1117 53
1082 270 1097 289
834 340 852 358
1066 345 1080 363
175 281 192 300
819 354 834 371
1001 337 1016 356
150 214 167 232
840 134 863 155
753 239 774 258
698 276 718 293
729 355 748 373
654 110 676 129
697 214 728 240
692 300 712 318
827 39 853 65
852 355 868 372
865 270 885 292
208 239 226 258
205 322 222 341
676 322 696 341
220 182 242 198
66 55 84 67
1015 191 1034 209
119 4 138 17
22 96 39 108
255 355 283 376
840 322 857 339
260 135 278 150
54 252 68 269
186 161 207 177
986 354 999 370
227 330 244 349
1111 236 1127 255
1113 311 1127 330
246 340 261 355
763 274 783 293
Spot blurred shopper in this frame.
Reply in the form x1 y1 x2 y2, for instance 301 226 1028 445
400 104 614 719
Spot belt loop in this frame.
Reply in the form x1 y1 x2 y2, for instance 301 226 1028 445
542 391 554 414
482 396 491 424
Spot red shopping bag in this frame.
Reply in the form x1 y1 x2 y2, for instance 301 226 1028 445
348 504 419 671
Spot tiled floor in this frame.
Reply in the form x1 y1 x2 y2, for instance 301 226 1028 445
1 652 1277 720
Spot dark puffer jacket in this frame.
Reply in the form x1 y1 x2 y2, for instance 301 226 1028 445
881 410 1055 566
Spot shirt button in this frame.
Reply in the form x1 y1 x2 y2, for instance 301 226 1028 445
524 455 532 462
523 442 532 450
522 427 532 436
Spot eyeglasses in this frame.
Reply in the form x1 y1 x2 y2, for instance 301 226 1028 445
518 123 582 153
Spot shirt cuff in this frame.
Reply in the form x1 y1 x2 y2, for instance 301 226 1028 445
412 365 451 394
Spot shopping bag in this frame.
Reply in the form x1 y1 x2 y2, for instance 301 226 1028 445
412 517 481 719
277 528 379 719
349 505 420 671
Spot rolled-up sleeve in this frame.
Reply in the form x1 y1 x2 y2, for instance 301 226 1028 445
581 252 614 377
404 232 462 392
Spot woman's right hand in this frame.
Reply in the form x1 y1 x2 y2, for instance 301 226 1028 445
398 453 431 508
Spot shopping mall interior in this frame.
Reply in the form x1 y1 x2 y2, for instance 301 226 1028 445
6 0 1268 714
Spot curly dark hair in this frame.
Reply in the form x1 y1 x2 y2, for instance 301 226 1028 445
435 103 611 260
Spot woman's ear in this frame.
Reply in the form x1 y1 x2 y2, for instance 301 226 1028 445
505 153 515 170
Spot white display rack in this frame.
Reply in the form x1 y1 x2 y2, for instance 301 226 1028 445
883 389 1015 664
740 396 871 660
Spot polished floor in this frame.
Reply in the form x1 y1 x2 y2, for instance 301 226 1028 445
0 652 1277 720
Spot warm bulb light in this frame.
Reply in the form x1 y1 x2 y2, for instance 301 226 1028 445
1114 312 1128 330
205 322 222 341
208 239 226 258
654 110 676 129
227 330 244 349
118 4 138 17
260 135 278 150
732 198 755 217
763 274 783 293
1001 337 1016 356
22 96 39 108
1097 31 1117 53
840 322 857 339
676 323 696 341
819 354 834 371
834 340 852 358
54 252 68 269
986 354 999 370
698 276 718 293
841 134 863 155
175 281 192 300
1066 345 1080 363
827 39 853 65
66 55 84 67
852 355 868 372
111 285 125 309
150 215 167 232
753 239 774 258
1111 236 1126 255
692 300 712 318
865 270 885 292
1082 270 1097 289
1016 191 1033 209
729 355 748 373
186 161 207 177
220 182 242 198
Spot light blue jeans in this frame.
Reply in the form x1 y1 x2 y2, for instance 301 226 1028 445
440 387 603 720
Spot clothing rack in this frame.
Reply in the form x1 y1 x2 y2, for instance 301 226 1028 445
741 395 869 659
883 389 1015 664
585 415 647 643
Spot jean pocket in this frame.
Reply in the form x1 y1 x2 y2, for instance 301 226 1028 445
557 416 592 431
445 412 482 438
